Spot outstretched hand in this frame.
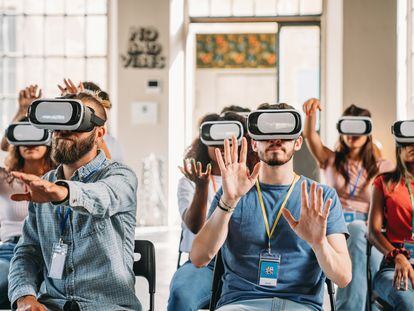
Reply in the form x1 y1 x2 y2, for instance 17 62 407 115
282 181 331 247
10 172 68 203
178 158 211 187
57 78 84 96
216 136 261 207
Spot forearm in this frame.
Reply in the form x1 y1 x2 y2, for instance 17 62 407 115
190 207 233 267
303 116 330 166
368 229 394 256
312 237 352 288
183 184 209 234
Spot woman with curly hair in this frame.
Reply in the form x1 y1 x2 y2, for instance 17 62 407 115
0 118 55 308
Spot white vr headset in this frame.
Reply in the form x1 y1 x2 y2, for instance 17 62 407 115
5 121 52 146
247 109 303 140
337 116 372 136
392 120 414 145
200 121 244 146
28 98 105 132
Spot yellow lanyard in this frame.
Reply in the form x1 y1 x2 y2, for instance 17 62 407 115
211 175 218 193
256 174 300 251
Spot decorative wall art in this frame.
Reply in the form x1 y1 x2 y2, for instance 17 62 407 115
122 26 166 69
196 33 277 69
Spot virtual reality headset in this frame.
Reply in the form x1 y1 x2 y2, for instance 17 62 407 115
247 109 303 140
392 120 414 146
5 121 52 146
28 98 105 132
200 121 244 146
337 116 372 136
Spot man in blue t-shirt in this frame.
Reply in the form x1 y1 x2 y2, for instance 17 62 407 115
190 103 352 311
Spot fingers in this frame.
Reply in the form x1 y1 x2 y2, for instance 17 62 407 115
178 166 187 177
239 137 247 164
301 180 310 210
323 198 332 219
224 138 232 166
316 186 323 214
215 148 226 172
196 161 202 178
282 208 298 229
79 82 85 91
205 163 212 176
10 193 31 202
57 84 65 94
191 158 197 176
231 135 238 163
309 182 317 211
11 171 40 184
394 270 402 289
403 270 409 291
409 269 414 289
249 162 261 182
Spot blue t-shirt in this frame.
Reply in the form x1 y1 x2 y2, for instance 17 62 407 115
208 175 348 311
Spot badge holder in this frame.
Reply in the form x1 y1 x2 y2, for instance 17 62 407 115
258 249 281 287
344 210 356 223
49 238 68 279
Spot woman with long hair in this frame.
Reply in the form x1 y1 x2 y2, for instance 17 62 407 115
368 134 414 310
302 98 392 310
168 108 258 311
0 117 55 307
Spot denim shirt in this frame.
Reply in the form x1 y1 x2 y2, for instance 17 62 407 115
8 151 141 311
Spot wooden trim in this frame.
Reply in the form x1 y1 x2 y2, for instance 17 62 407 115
189 15 321 24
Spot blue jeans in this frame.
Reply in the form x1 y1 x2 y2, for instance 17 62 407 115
167 260 213 311
373 262 414 311
336 220 382 311
0 241 17 306
216 298 314 311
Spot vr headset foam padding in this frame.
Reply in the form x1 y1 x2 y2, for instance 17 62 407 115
200 121 244 146
392 120 414 145
28 98 105 132
336 116 372 136
247 109 303 140
6 121 52 146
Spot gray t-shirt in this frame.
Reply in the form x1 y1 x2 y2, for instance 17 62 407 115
178 175 222 253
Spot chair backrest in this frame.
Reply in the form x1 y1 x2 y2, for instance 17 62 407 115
134 240 156 294
209 249 336 311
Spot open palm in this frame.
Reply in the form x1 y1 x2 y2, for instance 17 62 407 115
216 136 261 204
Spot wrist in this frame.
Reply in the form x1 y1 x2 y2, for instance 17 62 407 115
221 194 240 208
52 181 69 204
386 248 410 264
17 295 36 304
310 237 328 252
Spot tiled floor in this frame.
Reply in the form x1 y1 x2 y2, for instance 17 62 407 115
135 227 332 311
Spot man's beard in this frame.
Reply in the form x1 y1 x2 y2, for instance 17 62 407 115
52 130 96 164
258 145 295 166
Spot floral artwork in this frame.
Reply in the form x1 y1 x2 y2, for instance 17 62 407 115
196 33 277 68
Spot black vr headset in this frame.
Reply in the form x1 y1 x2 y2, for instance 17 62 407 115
336 116 372 136
200 121 244 146
392 120 414 146
5 121 52 146
28 98 105 132
247 109 303 140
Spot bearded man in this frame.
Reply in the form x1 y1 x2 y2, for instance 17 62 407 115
190 103 352 311
8 93 141 311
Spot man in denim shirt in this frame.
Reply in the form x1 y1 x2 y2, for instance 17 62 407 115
8 93 141 311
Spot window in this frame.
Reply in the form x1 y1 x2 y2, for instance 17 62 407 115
188 0 322 17
0 0 108 134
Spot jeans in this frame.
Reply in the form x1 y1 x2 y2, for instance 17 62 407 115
216 298 314 311
167 260 213 311
336 220 382 311
0 241 17 306
373 261 414 311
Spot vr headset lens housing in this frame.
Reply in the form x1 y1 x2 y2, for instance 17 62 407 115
6 122 51 146
337 117 372 136
247 109 302 140
29 99 105 132
200 121 244 146
392 120 414 145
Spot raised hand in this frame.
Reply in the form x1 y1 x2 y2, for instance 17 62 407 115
57 78 80 96
178 158 211 187
10 172 68 203
18 85 42 113
282 181 332 247
216 136 261 206
17 295 47 311
302 98 321 117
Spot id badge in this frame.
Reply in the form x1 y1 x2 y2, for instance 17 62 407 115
404 240 414 265
258 250 281 287
48 242 68 279
344 211 355 223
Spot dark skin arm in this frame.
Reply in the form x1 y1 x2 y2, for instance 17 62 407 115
368 185 414 290
179 158 212 234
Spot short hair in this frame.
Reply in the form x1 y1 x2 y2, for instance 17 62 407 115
76 92 108 123
257 102 295 110
82 81 112 109
221 105 251 114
